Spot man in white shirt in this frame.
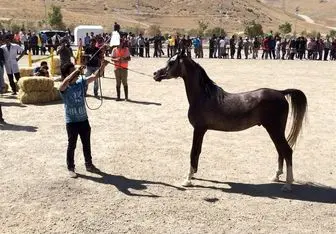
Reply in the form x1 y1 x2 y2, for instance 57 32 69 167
0 35 24 95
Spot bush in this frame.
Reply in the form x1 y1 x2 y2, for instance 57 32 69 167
205 27 227 37
48 5 66 30
244 20 263 38
147 25 161 36
279 22 292 35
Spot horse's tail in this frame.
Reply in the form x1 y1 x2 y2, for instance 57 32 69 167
281 89 308 148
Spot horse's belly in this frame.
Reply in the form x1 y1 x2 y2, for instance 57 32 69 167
206 114 260 132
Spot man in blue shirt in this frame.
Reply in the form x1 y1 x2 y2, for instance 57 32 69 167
59 59 109 178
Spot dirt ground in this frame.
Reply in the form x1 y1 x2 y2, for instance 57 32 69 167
0 56 335 233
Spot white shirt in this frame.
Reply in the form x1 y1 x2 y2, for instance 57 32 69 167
1 43 24 74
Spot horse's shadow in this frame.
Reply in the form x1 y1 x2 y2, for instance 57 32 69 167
192 178 336 204
77 171 185 197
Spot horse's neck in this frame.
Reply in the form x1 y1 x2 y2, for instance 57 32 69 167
181 68 203 105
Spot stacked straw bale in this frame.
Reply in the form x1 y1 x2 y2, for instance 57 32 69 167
1 83 9 93
17 77 61 104
51 56 61 75
19 67 34 77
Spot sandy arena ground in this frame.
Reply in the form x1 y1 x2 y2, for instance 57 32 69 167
0 56 335 233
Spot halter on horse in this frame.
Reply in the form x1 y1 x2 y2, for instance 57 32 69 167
153 52 307 191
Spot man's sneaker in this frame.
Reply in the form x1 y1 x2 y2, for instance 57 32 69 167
68 169 78 178
86 164 101 173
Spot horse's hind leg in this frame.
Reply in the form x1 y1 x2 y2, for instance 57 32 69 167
266 126 293 191
273 155 284 182
183 128 206 187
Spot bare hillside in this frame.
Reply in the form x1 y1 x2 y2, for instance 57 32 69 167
0 0 335 34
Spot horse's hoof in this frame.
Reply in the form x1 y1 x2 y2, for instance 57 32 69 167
182 180 193 187
281 184 292 192
272 177 280 182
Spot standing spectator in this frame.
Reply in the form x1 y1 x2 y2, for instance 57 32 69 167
175 35 180 54
57 39 74 77
229 35 236 59
219 36 226 58
185 35 192 58
84 38 102 97
84 33 91 49
317 38 324 60
324 37 331 61
114 22 121 32
252 37 260 59
209 34 216 58
269 36 276 59
261 37 269 59
192 37 201 58
237 37 243 59
307 38 314 60
281 39 287 60
144 38 150 57
0 104 4 124
30 32 39 55
0 41 5 91
288 38 297 60
137 34 145 57
111 39 131 101
1 35 24 95
275 37 281 59
331 38 336 60
297 37 306 60
243 37 251 59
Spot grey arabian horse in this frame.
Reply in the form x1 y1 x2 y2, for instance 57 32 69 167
153 53 307 191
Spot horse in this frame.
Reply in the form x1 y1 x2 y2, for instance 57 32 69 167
153 53 307 192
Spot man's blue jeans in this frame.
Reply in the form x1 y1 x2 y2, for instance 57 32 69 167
85 66 99 95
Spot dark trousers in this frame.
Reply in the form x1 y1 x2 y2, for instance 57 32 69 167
66 120 92 170
139 46 144 57
0 104 3 121
324 49 330 61
8 73 20 93
145 48 150 57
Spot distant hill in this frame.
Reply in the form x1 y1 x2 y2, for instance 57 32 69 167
0 0 335 35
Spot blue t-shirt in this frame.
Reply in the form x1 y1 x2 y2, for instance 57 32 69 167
60 77 88 123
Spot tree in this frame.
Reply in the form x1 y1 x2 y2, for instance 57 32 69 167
205 27 227 37
147 25 161 36
197 20 208 36
244 20 263 38
279 22 292 35
48 5 65 29
330 30 336 38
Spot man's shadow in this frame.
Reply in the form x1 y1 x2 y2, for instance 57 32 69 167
192 178 336 204
77 171 185 197
100 95 161 106
0 122 38 132
1 102 26 107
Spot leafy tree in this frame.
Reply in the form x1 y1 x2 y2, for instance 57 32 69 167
48 5 65 29
278 22 292 35
147 25 161 36
205 27 226 37
329 30 336 38
244 20 263 38
197 20 208 36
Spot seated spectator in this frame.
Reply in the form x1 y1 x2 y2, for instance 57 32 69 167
34 61 49 76
36 67 50 77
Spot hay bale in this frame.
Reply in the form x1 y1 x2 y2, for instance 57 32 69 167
18 88 61 104
18 76 54 93
51 56 61 75
19 67 34 77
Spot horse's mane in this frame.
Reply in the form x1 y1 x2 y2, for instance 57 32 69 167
184 57 226 101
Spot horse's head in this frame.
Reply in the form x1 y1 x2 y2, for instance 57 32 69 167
153 51 187 82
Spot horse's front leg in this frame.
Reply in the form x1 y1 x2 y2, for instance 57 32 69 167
183 128 206 187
